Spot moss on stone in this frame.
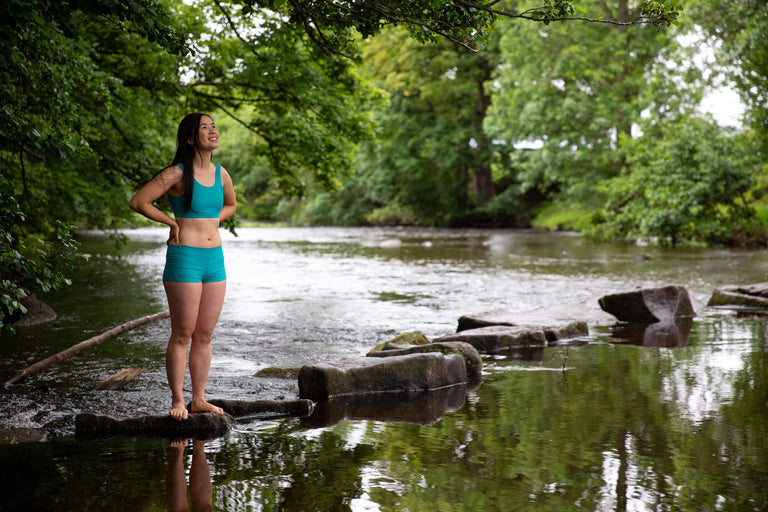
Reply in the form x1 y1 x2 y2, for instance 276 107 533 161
254 367 302 379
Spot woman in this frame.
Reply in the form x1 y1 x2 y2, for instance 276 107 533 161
129 113 236 420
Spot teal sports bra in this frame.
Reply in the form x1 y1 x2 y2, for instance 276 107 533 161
168 163 224 219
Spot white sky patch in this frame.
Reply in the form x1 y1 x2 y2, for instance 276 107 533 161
678 30 745 128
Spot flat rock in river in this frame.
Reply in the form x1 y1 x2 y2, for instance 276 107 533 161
75 412 235 440
298 352 467 402
434 325 550 354
708 283 768 311
367 341 483 382
457 304 614 332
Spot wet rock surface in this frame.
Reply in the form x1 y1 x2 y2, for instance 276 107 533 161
298 352 468 402
206 398 314 418
367 340 483 381
599 285 695 323
75 412 236 440
0 427 49 444
457 304 615 331
708 283 768 311
435 325 549 353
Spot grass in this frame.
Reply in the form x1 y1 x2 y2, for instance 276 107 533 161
530 202 596 232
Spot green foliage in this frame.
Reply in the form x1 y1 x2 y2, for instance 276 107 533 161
590 115 765 245
187 1 379 197
0 174 81 333
486 0 682 204
530 202 596 232
0 0 188 330
242 0 497 55
689 0 768 156
342 27 505 226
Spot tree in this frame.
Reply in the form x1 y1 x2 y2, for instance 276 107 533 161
688 0 768 153
591 114 763 245
239 0 679 56
345 27 504 226
0 0 681 330
0 0 188 333
183 0 380 196
485 0 682 208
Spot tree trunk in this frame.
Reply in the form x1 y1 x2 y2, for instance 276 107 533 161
5 310 170 386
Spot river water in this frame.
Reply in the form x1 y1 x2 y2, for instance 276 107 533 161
1 227 767 511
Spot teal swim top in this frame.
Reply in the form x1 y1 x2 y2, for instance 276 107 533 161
168 163 223 219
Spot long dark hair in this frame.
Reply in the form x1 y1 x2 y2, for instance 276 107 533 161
171 112 210 212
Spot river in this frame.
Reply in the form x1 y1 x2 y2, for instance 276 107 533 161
1 227 767 511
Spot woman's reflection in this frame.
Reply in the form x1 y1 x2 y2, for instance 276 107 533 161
167 439 213 512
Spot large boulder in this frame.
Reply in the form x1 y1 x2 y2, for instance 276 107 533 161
367 341 483 381
707 283 768 311
599 285 695 323
298 352 468 402
75 412 235 440
434 325 550 354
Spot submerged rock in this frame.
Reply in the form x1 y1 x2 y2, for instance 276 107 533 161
12 294 56 327
367 341 483 381
599 285 695 323
75 412 235 440
298 352 467 402
0 428 48 444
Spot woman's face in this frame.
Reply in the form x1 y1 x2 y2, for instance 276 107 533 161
195 115 219 151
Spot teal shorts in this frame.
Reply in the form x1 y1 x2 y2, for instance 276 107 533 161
163 244 226 283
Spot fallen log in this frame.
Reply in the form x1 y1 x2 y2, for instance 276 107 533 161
5 310 170 386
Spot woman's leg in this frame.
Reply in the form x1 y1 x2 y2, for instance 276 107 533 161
189 280 226 414
164 281 203 420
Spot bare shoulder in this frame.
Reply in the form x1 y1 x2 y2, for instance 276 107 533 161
143 164 184 197
159 164 184 181
220 165 234 184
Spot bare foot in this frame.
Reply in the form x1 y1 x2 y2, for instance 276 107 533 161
189 399 224 415
170 400 189 421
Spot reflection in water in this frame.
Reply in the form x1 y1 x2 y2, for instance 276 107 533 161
610 316 694 348
167 439 213 512
303 384 471 428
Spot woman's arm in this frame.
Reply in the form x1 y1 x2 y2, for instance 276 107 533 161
129 165 183 243
219 166 237 222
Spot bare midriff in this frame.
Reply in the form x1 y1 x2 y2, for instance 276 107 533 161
174 217 222 248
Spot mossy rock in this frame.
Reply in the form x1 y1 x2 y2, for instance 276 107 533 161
368 331 431 354
254 367 302 379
